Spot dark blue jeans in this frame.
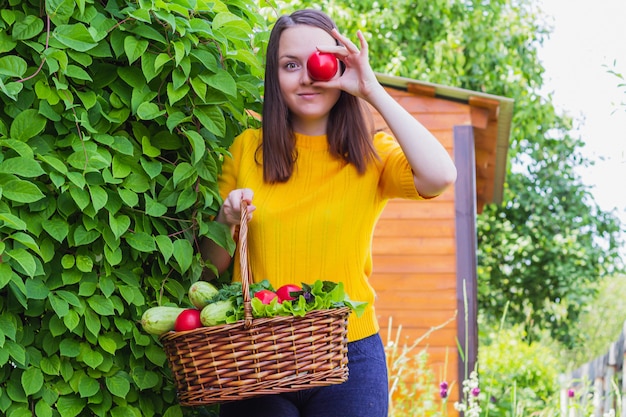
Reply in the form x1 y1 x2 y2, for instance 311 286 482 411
219 333 389 417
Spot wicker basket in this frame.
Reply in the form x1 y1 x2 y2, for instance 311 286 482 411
160 201 350 406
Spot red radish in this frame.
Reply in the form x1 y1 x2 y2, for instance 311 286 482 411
174 309 202 332
254 289 278 305
307 51 338 81
276 284 302 302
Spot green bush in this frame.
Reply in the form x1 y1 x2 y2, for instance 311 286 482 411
0 0 267 415
478 324 561 416
562 274 626 368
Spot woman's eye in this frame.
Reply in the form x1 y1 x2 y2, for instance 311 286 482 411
285 62 299 70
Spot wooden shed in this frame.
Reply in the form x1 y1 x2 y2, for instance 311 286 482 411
369 73 514 406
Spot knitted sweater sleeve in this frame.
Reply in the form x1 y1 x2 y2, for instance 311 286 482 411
374 131 424 201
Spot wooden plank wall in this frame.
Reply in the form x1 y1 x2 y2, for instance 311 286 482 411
369 87 473 410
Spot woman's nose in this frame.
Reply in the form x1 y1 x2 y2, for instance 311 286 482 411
300 68 313 85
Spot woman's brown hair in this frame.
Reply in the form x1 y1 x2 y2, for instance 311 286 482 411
261 9 378 183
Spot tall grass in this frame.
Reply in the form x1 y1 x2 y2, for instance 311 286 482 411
385 315 456 417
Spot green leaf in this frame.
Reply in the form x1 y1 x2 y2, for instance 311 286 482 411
80 345 104 369
0 139 34 158
124 36 149 65
84 308 101 337
104 245 122 266
59 339 80 357
35 400 53 417
42 218 69 242
0 56 27 77
53 24 97 52
109 213 130 240
97 335 118 355
212 12 252 41
137 102 166 120
12 15 44 40
5 339 26 366
140 158 162 179
144 344 166 366
145 195 168 217
203 70 237 98
56 290 82 307
6 248 37 277
73 225 100 246
105 374 131 398
25 277 49 300
6 405 30 417
9 232 40 255
110 136 135 156
0 312 17 341
128 7 151 23
176 187 196 212
131 367 159 390
10 109 46 141
75 255 93 273
184 130 206 165
2 178 45 203
118 188 139 207
87 295 115 316
172 238 193 273
49 293 70 317
63 310 80 331
0 156 46 177
40 356 61 375
193 105 225 136
0 212 27 230
65 65 92 81
172 162 195 188
55 395 86 417
155 235 174 262
141 137 160 158
166 82 190 106
163 405 184 417
99 275 116 297
88 184 108 212
78 374 100 397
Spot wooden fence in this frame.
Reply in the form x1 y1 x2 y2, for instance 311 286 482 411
560 320 626 417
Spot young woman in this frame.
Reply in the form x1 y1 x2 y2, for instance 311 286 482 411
202 9 457 417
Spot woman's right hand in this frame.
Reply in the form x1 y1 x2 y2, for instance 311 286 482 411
216 188 255 227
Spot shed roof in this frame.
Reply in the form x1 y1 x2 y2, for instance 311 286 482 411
376 73 514 208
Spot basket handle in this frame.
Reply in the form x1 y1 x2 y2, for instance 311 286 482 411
239 198 253 328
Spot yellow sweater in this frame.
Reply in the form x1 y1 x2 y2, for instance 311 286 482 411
218 128 423 341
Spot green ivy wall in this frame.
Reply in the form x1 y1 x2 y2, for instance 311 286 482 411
0 0 267 415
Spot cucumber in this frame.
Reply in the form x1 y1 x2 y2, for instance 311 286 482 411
200 300 235 327
140 306 186 335
188 281 219 309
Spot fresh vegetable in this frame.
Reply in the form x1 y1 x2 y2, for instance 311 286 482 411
174 309 202 332
254 289 278 305
188 281 219 309
250 281 367 319
141 279 368 335
276 284 302 302
307 51 338 81
200 300 235 326
141 306 186 335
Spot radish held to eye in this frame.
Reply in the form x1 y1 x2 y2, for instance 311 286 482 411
307 51 338 81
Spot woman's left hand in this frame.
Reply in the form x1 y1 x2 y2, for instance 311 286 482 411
314 29 384 102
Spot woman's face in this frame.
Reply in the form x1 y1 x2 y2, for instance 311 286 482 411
277 24 341 135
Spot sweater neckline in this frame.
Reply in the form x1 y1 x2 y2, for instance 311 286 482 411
294 132 328 151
